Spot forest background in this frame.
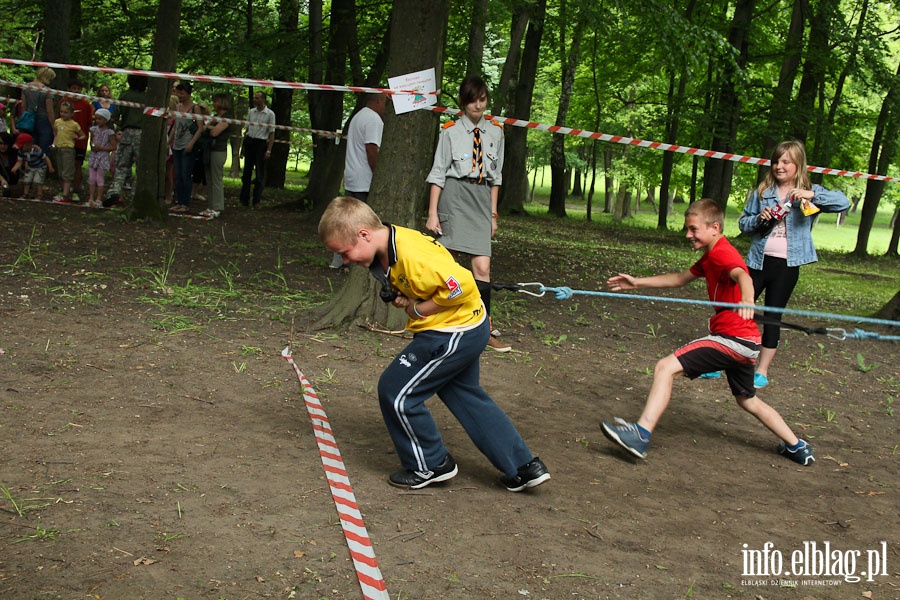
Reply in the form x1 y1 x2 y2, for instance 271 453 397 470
1 0 899 280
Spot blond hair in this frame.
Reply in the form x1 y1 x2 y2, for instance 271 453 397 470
758 140 811 196
318 196 383 245
685 198 724 231
35 67 56 84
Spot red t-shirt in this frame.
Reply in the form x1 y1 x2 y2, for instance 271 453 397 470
63 97 93 150
689 237 760 341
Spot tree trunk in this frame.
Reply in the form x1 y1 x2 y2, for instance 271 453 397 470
306 0 353 213
791 0 837 153
493 7 529 117
268 0 301 190
314 0 449 330
760 0 806 164
887 208 900 256
603 148 614 212
853 59 900 257
42 0 71 72
658 0 695 230
466 0 488 75
701 0 754 205
548 3 583 218
501 0 546 215
874 290 900 320
815 0 869 183
132 0 182 221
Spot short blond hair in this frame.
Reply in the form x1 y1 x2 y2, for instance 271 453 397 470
318 196 383 246
685 198 724 231
36 67 56 84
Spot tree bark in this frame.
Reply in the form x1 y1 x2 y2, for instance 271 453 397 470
42 0 72 74
132 0 182 222
314 0 449 330
267 0 301 190
493 5 530 117
791 0 836 152
701 0 754 206
853 59 900 257
500 0 546 215
760 0 807 164
548 1 583 218
466 0 488 76
306 0 353 213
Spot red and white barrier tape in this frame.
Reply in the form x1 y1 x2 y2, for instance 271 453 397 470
281 346 390 600
424 106 900 184
145 107 343 138
0 79 146 109
0 79 343 139
0 57 432 97
6 57 891 183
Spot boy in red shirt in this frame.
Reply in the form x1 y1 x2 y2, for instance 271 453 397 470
601 199 814 466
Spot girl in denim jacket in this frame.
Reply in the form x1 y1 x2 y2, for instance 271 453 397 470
738 140 849 387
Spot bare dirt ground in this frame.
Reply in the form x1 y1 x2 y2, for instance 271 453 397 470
0 192 897 600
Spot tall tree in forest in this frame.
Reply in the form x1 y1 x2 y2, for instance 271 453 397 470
466 0 488 75
790 0 839 154
306 0 354 212
493 5 530 117
42 0 72 76
268 0 301 189
701 0 754 206
314 0 450 329
814 0 870 182
853 59 900 257
547 0 584 218
132 0 182 221
760 0 806 163
501 0 547 214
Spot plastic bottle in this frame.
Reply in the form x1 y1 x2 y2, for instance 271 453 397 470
757 200 792 236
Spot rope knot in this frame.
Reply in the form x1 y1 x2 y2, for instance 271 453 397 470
554 286 574 300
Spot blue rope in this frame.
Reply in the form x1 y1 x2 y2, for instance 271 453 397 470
510 283 900 341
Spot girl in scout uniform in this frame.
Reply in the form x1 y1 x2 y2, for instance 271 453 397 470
425 75 509 352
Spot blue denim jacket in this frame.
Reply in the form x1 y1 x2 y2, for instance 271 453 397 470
738 184 850 269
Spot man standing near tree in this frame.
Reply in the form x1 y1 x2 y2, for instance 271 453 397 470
330 92 387 269
239 91 275 208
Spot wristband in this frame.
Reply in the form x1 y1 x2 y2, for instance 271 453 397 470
491 212 498 219
412 302 425 319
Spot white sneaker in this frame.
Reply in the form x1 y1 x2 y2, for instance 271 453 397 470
199 208 220 218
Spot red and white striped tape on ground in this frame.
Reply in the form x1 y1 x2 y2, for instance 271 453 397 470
0 57 433 97
423 106 900 184
281 346 390 600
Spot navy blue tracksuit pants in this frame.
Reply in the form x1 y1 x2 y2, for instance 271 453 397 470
377 319 533 478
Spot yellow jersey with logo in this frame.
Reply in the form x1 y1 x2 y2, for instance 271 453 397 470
379 225 485 333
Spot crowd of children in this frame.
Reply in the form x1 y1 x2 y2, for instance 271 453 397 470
2 69 126 204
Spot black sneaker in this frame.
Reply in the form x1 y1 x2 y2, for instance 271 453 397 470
102 193 120 208
388 454 458 489
500 457 551 492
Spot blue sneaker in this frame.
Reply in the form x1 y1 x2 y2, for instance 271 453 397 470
699 371 722 379
754 372 769 388
601 418 650 459
778 439 815 466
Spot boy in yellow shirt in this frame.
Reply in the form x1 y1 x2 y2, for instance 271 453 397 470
319 196 550 491
53 101 86 202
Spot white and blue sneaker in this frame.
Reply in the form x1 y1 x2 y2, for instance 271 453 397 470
778 439 815 466
601 418 650 459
